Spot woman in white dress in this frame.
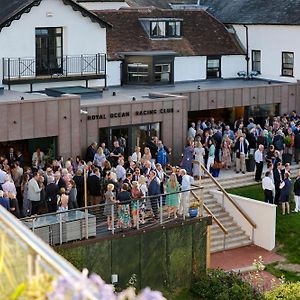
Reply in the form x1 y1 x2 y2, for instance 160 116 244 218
193 141 205 179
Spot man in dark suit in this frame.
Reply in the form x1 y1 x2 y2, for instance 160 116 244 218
132 167 141 182
294 128 300 164
148 170 160 220
86 142 97 163
273 162 284 205
212 127 223 162
87 167 101 205
6 147 16 167
16 151 24 168
54 171 66 190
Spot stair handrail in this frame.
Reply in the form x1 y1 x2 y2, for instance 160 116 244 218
199 162 257 229
190 190 228 235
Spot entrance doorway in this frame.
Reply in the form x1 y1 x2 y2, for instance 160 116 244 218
99 123 160 158
0 137 57 167
188 104 280 128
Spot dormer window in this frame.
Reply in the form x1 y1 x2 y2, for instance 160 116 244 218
150 21 181 38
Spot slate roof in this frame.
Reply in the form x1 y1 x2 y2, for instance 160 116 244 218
0 0 111 32
201 0 300 25
95 8 245 60
126 0 300 25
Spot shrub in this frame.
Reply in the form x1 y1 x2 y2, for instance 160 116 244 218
190 269 265 300
265 282 300 300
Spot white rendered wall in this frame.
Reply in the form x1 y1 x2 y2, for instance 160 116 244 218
78 1 129 10
210 190 276 251
221 55 246 78
107 60 121 86
0 0 107 91
234 24 300 82
174 56 206 82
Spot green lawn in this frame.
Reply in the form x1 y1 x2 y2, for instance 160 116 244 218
227 184 300 282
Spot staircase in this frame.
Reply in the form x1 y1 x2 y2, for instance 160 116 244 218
197 165 299 253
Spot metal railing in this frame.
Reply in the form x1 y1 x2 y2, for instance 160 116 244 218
2 53 106 81
0 205 99 299
199 162 257 244
21 186 204 246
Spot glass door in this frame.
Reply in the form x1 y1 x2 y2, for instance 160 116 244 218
35 27 63 76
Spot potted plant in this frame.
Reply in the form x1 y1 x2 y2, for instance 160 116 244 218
189 202 199 218
246 154 255 172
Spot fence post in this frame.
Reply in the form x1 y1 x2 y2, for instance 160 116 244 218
65 55 68 77
137 200 140 230
18 57 21 79
160 195 163 224
59 213 63 245
85 208 89 239
111 204 115 235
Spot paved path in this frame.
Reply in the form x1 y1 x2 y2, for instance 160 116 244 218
211 245 284 272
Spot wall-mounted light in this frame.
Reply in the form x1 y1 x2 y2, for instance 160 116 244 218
211 99 215 103
132 96 136 101
197 85 201 90
63 116 67 120
80 109 88 115
112 91 116 96
13 120 17 124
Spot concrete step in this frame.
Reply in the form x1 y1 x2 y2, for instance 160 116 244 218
211 238 252 253
211 227 246 240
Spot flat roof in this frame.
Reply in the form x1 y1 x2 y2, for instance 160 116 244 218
81 78 289 106
0 89 50 103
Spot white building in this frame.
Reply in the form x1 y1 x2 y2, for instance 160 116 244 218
200 0 300 83
0 0 110 92
95 8 246 86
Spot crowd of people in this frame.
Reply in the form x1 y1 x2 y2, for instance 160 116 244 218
185 110 300 214
1 110 300 226
0 137 195 230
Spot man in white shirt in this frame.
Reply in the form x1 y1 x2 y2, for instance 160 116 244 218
255 144 264 182
188 123 196 139
28 172 42 215
116 157 126 182
262 171 275 204
179 169 194 217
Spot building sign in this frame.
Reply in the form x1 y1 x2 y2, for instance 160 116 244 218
87 108 174 120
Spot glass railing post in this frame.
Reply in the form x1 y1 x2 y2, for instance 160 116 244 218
85 208 89 239
137 200 140 230
59 213 63 245
111 204 115 235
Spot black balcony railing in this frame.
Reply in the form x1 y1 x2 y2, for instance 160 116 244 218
2 54 106 82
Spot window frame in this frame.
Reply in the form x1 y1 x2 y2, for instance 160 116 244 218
251 50 261 74
150 21 182 38
281 51 294 77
